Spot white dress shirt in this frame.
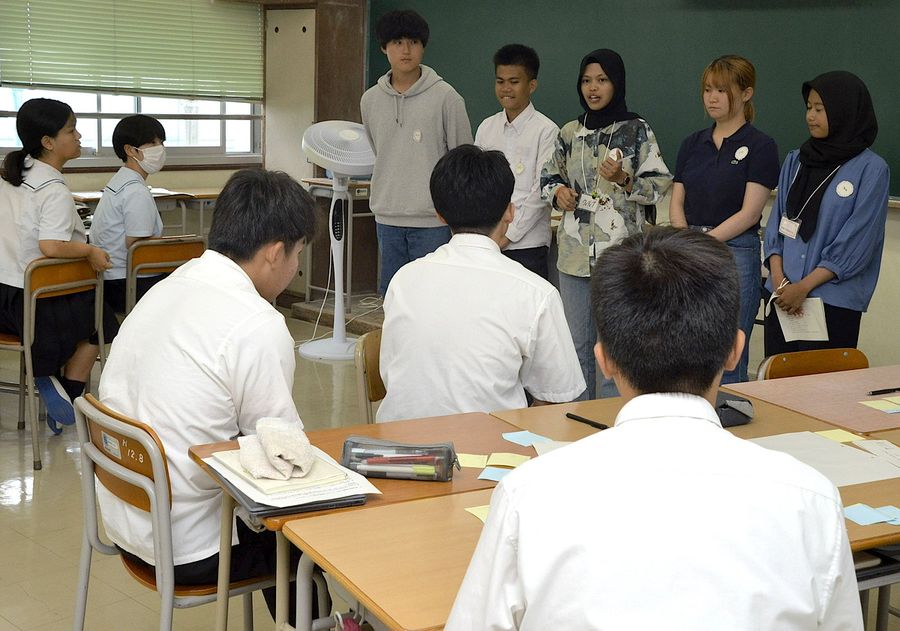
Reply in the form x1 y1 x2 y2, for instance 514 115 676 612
475 103 558 250
0 180 35 287
96 250 303 565
447 393 862 631
91 166 164 280
376 233 584 422
19 158 85 272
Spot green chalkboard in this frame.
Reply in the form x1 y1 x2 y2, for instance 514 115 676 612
368 0 898 195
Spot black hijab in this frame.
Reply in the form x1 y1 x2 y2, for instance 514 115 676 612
787 71 878 241
577 49 641 130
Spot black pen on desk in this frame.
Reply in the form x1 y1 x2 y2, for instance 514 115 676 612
867 387 900 396
565 412 608 430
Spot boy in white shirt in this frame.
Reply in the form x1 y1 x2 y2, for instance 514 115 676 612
475 44 558 279
447 227 862 630
91 115 168 313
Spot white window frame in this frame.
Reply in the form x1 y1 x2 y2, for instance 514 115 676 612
0 87 263 169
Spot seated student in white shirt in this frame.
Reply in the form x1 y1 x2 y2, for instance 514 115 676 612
475 44 558 280
447 227 862 631
96 168 317 620
377 145 585 422
91 115 168 313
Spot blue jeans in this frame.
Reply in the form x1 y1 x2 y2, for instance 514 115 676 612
376 224 451 295
723 231 761 384
558 271 619 400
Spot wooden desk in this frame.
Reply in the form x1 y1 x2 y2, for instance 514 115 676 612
189 412 533 631
73 187 220 235
725 366 900 434
284 489 493 631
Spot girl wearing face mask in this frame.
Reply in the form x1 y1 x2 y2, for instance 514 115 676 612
91 115 169 313
541 48 672 399
764 71 889 356
669 55 780 383
0 98 118 433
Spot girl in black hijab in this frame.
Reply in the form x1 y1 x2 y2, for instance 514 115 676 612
764 71 888 355
540 48 672 399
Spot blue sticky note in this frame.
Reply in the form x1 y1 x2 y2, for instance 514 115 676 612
875 505 900 526
844 503 891 526
502 430 551 447
478 466 512 482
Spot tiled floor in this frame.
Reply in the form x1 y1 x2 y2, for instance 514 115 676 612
0 312 897 630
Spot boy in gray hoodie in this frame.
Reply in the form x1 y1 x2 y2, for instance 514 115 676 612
360 9 472 295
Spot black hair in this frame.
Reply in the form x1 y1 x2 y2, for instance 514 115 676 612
112 115 167 162
590 226 740 396
1 98 73 186
493 44 540 80
375 10 429 48
429 145 514 235
208 169 318 263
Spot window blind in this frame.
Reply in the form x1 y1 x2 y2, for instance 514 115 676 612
0 0 263 101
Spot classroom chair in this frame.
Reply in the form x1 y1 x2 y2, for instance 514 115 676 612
756 348 869 381
0 332 26 430
354 329 384 424
125 235 206 314
73 393 274 631
23 257 106 470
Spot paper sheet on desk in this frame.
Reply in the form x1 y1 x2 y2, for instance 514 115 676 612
751 431 900 487
774 298 827 342
204 446 380 508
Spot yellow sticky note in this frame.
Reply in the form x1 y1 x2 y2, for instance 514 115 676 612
884 396 900 405
816 429 860 443
487 452 531 468
457 453 489 468
860 400 900 413
465 505 490 523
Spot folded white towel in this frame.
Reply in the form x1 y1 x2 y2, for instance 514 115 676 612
238 418 315 480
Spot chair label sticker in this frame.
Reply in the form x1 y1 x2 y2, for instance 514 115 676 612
101 431 122 460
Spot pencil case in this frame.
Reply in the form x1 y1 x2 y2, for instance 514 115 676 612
341 436 460 481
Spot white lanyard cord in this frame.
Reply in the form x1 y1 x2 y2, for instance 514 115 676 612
787 163 842 222
579 122 617 197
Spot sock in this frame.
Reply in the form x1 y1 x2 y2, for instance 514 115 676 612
59 376 86 400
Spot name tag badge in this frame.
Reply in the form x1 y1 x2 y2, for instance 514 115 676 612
779 216 800 239
836 180 854 197
577 193 599 213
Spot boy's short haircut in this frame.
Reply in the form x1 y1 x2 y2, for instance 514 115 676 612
375 9 429 48
429 144 514 235
112 115 167 162
208 168 318 262
493 44 540 80
591 227 739 396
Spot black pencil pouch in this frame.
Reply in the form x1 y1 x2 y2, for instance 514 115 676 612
341 436 459 481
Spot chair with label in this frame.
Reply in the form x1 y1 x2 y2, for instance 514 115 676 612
354 329 384 424
125 236 205 314
23 257 106 470
756 348 869 380
73 393 274 631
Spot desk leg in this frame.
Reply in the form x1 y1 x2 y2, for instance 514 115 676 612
276 531 291 629
295 554 315 631
216 493 235 631
179 200 187 235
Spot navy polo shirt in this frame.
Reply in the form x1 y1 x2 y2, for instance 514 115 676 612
674 123 780 231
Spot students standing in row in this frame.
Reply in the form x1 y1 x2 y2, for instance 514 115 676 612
669 55 780 383
0 98 117 433
361 9 472 296
474 44 558 280
764 71 889 355
541 48 672 399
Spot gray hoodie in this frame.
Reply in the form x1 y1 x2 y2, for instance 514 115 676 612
361 65 472 228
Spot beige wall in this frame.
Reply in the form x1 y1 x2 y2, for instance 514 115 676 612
655 197 900 375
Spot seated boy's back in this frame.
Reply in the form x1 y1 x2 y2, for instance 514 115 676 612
377 145 584 422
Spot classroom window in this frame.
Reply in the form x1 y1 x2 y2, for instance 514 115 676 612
0 86 262 168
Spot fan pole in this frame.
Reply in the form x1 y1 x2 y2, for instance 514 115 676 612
298 175 356 361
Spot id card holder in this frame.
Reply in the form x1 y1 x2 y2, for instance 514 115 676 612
779 216 800 239
577 193 599 213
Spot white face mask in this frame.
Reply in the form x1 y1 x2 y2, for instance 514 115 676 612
137 144 166 175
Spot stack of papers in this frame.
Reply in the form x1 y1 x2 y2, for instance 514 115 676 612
212 448 347 494
204 446 379 508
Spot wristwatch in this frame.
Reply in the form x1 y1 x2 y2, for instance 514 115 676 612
618 173 632 189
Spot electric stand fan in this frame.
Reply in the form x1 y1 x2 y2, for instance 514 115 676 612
298 121 375 361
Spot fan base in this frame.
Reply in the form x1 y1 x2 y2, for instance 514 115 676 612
298 337 357 362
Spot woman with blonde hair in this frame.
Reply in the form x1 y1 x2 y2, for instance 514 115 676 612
669 55 780 382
